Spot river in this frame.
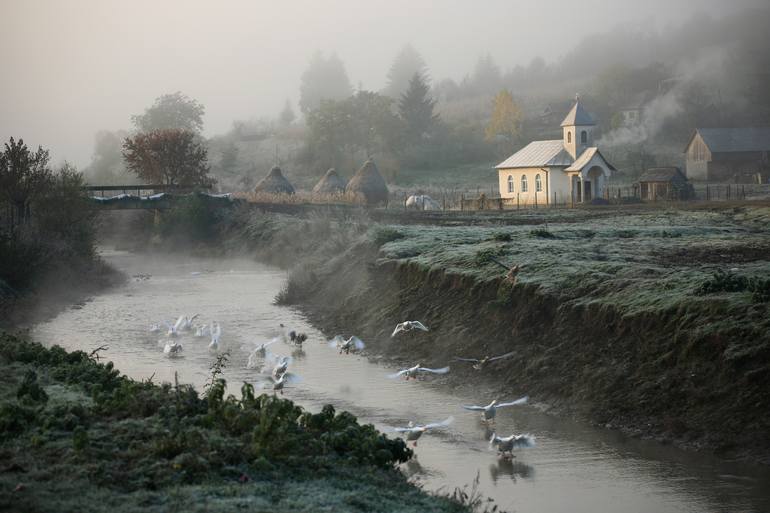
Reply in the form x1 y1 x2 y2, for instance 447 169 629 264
32 249 770 513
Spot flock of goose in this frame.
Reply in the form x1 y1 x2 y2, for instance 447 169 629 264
149 315 534 459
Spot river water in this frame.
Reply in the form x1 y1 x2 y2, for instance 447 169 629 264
32 250 770 513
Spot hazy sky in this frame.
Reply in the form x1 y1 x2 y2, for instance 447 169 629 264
0 0 759 167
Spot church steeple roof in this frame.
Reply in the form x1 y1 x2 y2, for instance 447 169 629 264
560 96 595 127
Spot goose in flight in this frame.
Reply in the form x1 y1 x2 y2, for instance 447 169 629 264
388 364 450 380
391 321 429 337
265 372 300 395
246 338 279 369
264 354 293 379
489 432 535 458
461 396 528 423
328 335 365 354
208 321 222 352
394 417 453 446
454 351 514 370
163 340 183 356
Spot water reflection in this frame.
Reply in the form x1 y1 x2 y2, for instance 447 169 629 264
489 458 535 484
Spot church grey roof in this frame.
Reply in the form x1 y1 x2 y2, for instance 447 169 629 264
692 128 770 153
560 100 595 127
495 140 573 169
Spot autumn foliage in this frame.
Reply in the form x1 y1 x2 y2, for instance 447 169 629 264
122 129 213 187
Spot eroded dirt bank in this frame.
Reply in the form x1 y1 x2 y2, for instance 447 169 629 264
275 238 769 465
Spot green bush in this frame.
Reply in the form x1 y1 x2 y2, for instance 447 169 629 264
530 227 556 238
370 226 404 246
696 270 750 294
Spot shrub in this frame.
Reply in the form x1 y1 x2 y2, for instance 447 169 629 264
370 226 404 246
696 270 749 294
530 227 556 238
474 247 504 266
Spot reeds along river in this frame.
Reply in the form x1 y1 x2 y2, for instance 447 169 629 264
32 249 770 513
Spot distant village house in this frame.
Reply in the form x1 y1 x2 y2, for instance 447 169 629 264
637 167 692 201
684 128 770 183
496 97 616 205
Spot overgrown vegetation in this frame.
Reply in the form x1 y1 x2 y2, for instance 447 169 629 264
0 334 469 512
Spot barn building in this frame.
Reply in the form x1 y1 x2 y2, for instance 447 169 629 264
684 128 770 183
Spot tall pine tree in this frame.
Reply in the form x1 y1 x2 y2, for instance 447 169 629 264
384 45 427 99
398 72 438 143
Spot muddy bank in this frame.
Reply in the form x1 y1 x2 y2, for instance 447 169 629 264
258 225 770 465
294 250 769 462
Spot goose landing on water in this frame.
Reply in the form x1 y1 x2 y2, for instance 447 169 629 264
208 321 222 352
461 396 528 423
388 364 449 380
328 335 365 354
163 340 183 356
391 321 429 337
246 338 279 369
489 432 535 459
394 417 453 446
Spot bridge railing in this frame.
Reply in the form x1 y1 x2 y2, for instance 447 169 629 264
82 184 213 198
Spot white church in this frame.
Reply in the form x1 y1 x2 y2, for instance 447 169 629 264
496 97 615 205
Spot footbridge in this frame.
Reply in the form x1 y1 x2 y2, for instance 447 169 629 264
83 184 232 210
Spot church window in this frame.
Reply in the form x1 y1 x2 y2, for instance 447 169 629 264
507 175 514 193
521 175 528 192
581 131 588 144
535 174 542 192
567 131 572 143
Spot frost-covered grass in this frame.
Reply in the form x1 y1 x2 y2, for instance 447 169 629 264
376 207 770 316
0 334 468 513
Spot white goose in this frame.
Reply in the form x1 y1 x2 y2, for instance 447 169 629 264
461 396 528 423
388 364 450 380
264 354 293 379
163 340 183 356
489 432 536 458
208 321 222 352
194 323 209 338
391 321 429 337
394 417 453 446
266 371 300 395
246 338 279 369
328 335 365 354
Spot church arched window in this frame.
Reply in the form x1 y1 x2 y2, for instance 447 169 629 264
581 130 588 144
567 131 572 143
521 175 528 192
535 174 542 192
507 175 514 193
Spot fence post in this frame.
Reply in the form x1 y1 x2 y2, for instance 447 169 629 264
517 193 520 210
461 194 464 211
706 185 710 201
534 191 538 209
498 198 503 210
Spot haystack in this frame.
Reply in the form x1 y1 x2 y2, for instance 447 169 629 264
253 166 295 195
312 168 347 194
345 159 389 205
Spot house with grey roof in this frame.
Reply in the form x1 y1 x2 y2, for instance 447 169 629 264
684 128 770 183
496 97 616 205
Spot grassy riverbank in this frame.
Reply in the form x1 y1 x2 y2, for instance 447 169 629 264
213 203 770 463
0 334 472 513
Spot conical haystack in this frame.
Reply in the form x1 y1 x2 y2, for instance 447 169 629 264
345 159 389 205
253 166 295 195
312 168 347 194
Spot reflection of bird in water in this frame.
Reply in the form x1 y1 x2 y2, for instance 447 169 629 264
391 321 430 337
461 396 528 424
208 321 222 352
328 335 365 354
489 458 534 483
453 352 515 370
489 432 536 459
394 417 453 447
291 347 306 359
388 364 450 380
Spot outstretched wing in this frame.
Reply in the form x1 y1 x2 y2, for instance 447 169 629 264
411 321 429 332
327 335 345 348
351 336 365 350
512 434 536 449
417 366 450 374
391 324 404 337
496 396 528 408
488 351 515 362
387 369 408 379
461 405 485 411
453 357 480 363
394 426 418 433
423 416 453 430
173 315 185 331
189 313 199 323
